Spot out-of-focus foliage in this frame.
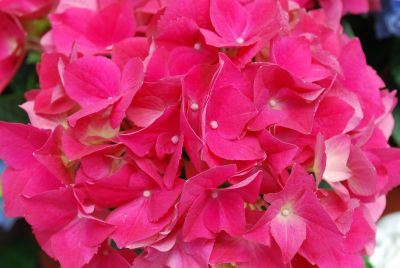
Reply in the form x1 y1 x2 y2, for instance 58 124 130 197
364 256 374 268
0 53 39 123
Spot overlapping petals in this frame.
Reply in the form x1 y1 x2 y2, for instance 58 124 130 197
0 0 398 267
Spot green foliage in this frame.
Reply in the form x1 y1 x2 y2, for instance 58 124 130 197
364 256 374 268
0 52 39 123
342 19 355 38
0 222 39 268
0 93 28 123
318 180 333 191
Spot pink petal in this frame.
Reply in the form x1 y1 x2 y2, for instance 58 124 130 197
148 182 183 221
120 58 144 94
343 0 369 14
258 130 298 174
112 37 149 68
313 133 326 184
2 166 61 217
271 213 306 263
110 58 144 128
51 218 115 268
210 0 249 41
188 164 237 189
84 243 132 268
107 197 171 248
0 12 26 93
180 110 205 172
64 56 121 106
313 96 355 138
83 164 154 208
347 146 377 196
270 36 312 78
127 81 181 128
203 191 246 236
0 122 50 169
182 192 216 241
34 126 73 184
163 135 184 189
86 1 136 48
300 221 363 267
120 105 180 157
342 207 375 253
323 134 352 183
0 0 54 17
319 0 343 28
206 129 265 161
168 47 217 76
206 85 257 139
23 188 77 235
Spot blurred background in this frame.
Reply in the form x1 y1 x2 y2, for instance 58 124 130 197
2 4 400 268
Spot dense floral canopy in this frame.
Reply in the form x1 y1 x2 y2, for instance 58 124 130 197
0 0 399 267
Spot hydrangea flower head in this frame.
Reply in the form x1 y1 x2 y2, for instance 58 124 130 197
0 0 399 267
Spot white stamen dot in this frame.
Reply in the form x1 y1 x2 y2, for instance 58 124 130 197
171 135 179 144
281 208 290 217
210 120 219 129
236 37 245 44
190 102 199 111
269 99 277 107
143 190 151 197
211 191 219 199
107 97 112 100
194 42 201 50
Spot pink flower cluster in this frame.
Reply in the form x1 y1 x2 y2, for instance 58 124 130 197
1 0 399 267
0 0 55 93
295 0 381 14
294 0 381 27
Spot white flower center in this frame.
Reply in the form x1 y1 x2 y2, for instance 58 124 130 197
211 191 219 199
143 190 151 198
194 42 201 50
210 120 219 129
269 99 277 107
236 37 245 44
171 135 179 144
281 208 290 217
190 102 199 111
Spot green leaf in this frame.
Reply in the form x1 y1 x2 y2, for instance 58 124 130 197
26 51 42 65
5 55 39 95
0 93 29 123
0 54 40 124
342 19 355 38
363 256 373 268
0 224 39 268
318 180 333 191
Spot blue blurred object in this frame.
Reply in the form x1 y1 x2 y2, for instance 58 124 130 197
0 161 4 174
376 0 400 38
0 160 16 231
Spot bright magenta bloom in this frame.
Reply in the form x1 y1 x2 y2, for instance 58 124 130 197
0 12 25 93
0 0 398 267
0 0 55 18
